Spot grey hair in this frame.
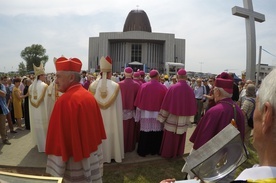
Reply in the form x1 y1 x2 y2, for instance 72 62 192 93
246 84 256 98
71 71 81 82
216 87 233 98
60 71 81 83
257 68 276 139
257 69 276 112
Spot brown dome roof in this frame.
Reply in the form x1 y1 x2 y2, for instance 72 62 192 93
123 9 152 32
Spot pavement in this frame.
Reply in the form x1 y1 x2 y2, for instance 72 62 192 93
0 123 195 168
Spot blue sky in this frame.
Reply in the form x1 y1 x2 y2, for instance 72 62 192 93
0 0 275 76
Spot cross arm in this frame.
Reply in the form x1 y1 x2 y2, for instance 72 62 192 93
232 6 265 23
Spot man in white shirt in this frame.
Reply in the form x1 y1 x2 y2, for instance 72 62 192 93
193 79 206 124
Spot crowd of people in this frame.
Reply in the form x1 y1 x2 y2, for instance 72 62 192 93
161 70 276 182
1 55 275 182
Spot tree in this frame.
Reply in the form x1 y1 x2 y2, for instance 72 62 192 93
20 44 49 72
18 61 27 76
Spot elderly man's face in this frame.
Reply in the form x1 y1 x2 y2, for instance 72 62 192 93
55 71 71 93
213 87 220 103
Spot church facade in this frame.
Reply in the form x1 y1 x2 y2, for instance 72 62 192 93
88 9 185 74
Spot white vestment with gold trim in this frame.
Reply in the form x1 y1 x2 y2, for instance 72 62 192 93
28 80 49 152
89 79 124 163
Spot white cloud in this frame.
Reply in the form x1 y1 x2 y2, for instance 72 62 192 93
0 0 275 76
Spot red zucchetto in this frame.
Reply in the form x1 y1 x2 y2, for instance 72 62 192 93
55 57 82 72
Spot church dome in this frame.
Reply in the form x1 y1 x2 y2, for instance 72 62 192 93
123 9 152 32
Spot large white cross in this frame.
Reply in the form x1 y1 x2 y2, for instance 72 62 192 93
232 0 265 80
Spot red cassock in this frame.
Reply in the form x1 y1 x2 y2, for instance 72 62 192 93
45 84 106 162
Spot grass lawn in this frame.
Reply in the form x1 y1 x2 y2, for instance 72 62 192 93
0 140 258 183
103 140 258 183
103 157 186 183
236 139 259 176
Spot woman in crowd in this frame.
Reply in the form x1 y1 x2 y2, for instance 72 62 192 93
12 78 27 130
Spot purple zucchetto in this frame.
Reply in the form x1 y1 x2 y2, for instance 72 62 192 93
124 67 133 78
215 72 233 94
133 72 140 78
177 69 186 76
124 67 133 73
139 70 145 77
149 70 159 78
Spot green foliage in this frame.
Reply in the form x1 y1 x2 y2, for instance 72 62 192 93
18 61 27 76
20 44 49 72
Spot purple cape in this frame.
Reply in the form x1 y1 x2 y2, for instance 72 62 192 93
118 78 140 110
190 98 245 150
161 80 197 116
133 78 143 85
134 80 167 111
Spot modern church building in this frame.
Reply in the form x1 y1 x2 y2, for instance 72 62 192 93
88 9 186 73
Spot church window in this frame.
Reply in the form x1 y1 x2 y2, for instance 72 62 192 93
131 44 142 62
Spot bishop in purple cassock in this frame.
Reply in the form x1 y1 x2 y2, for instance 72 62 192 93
157 69 197 158
133 72 143 85
134 69 167 157
183 72 245 180
190 72 245 149
118 67 140 152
